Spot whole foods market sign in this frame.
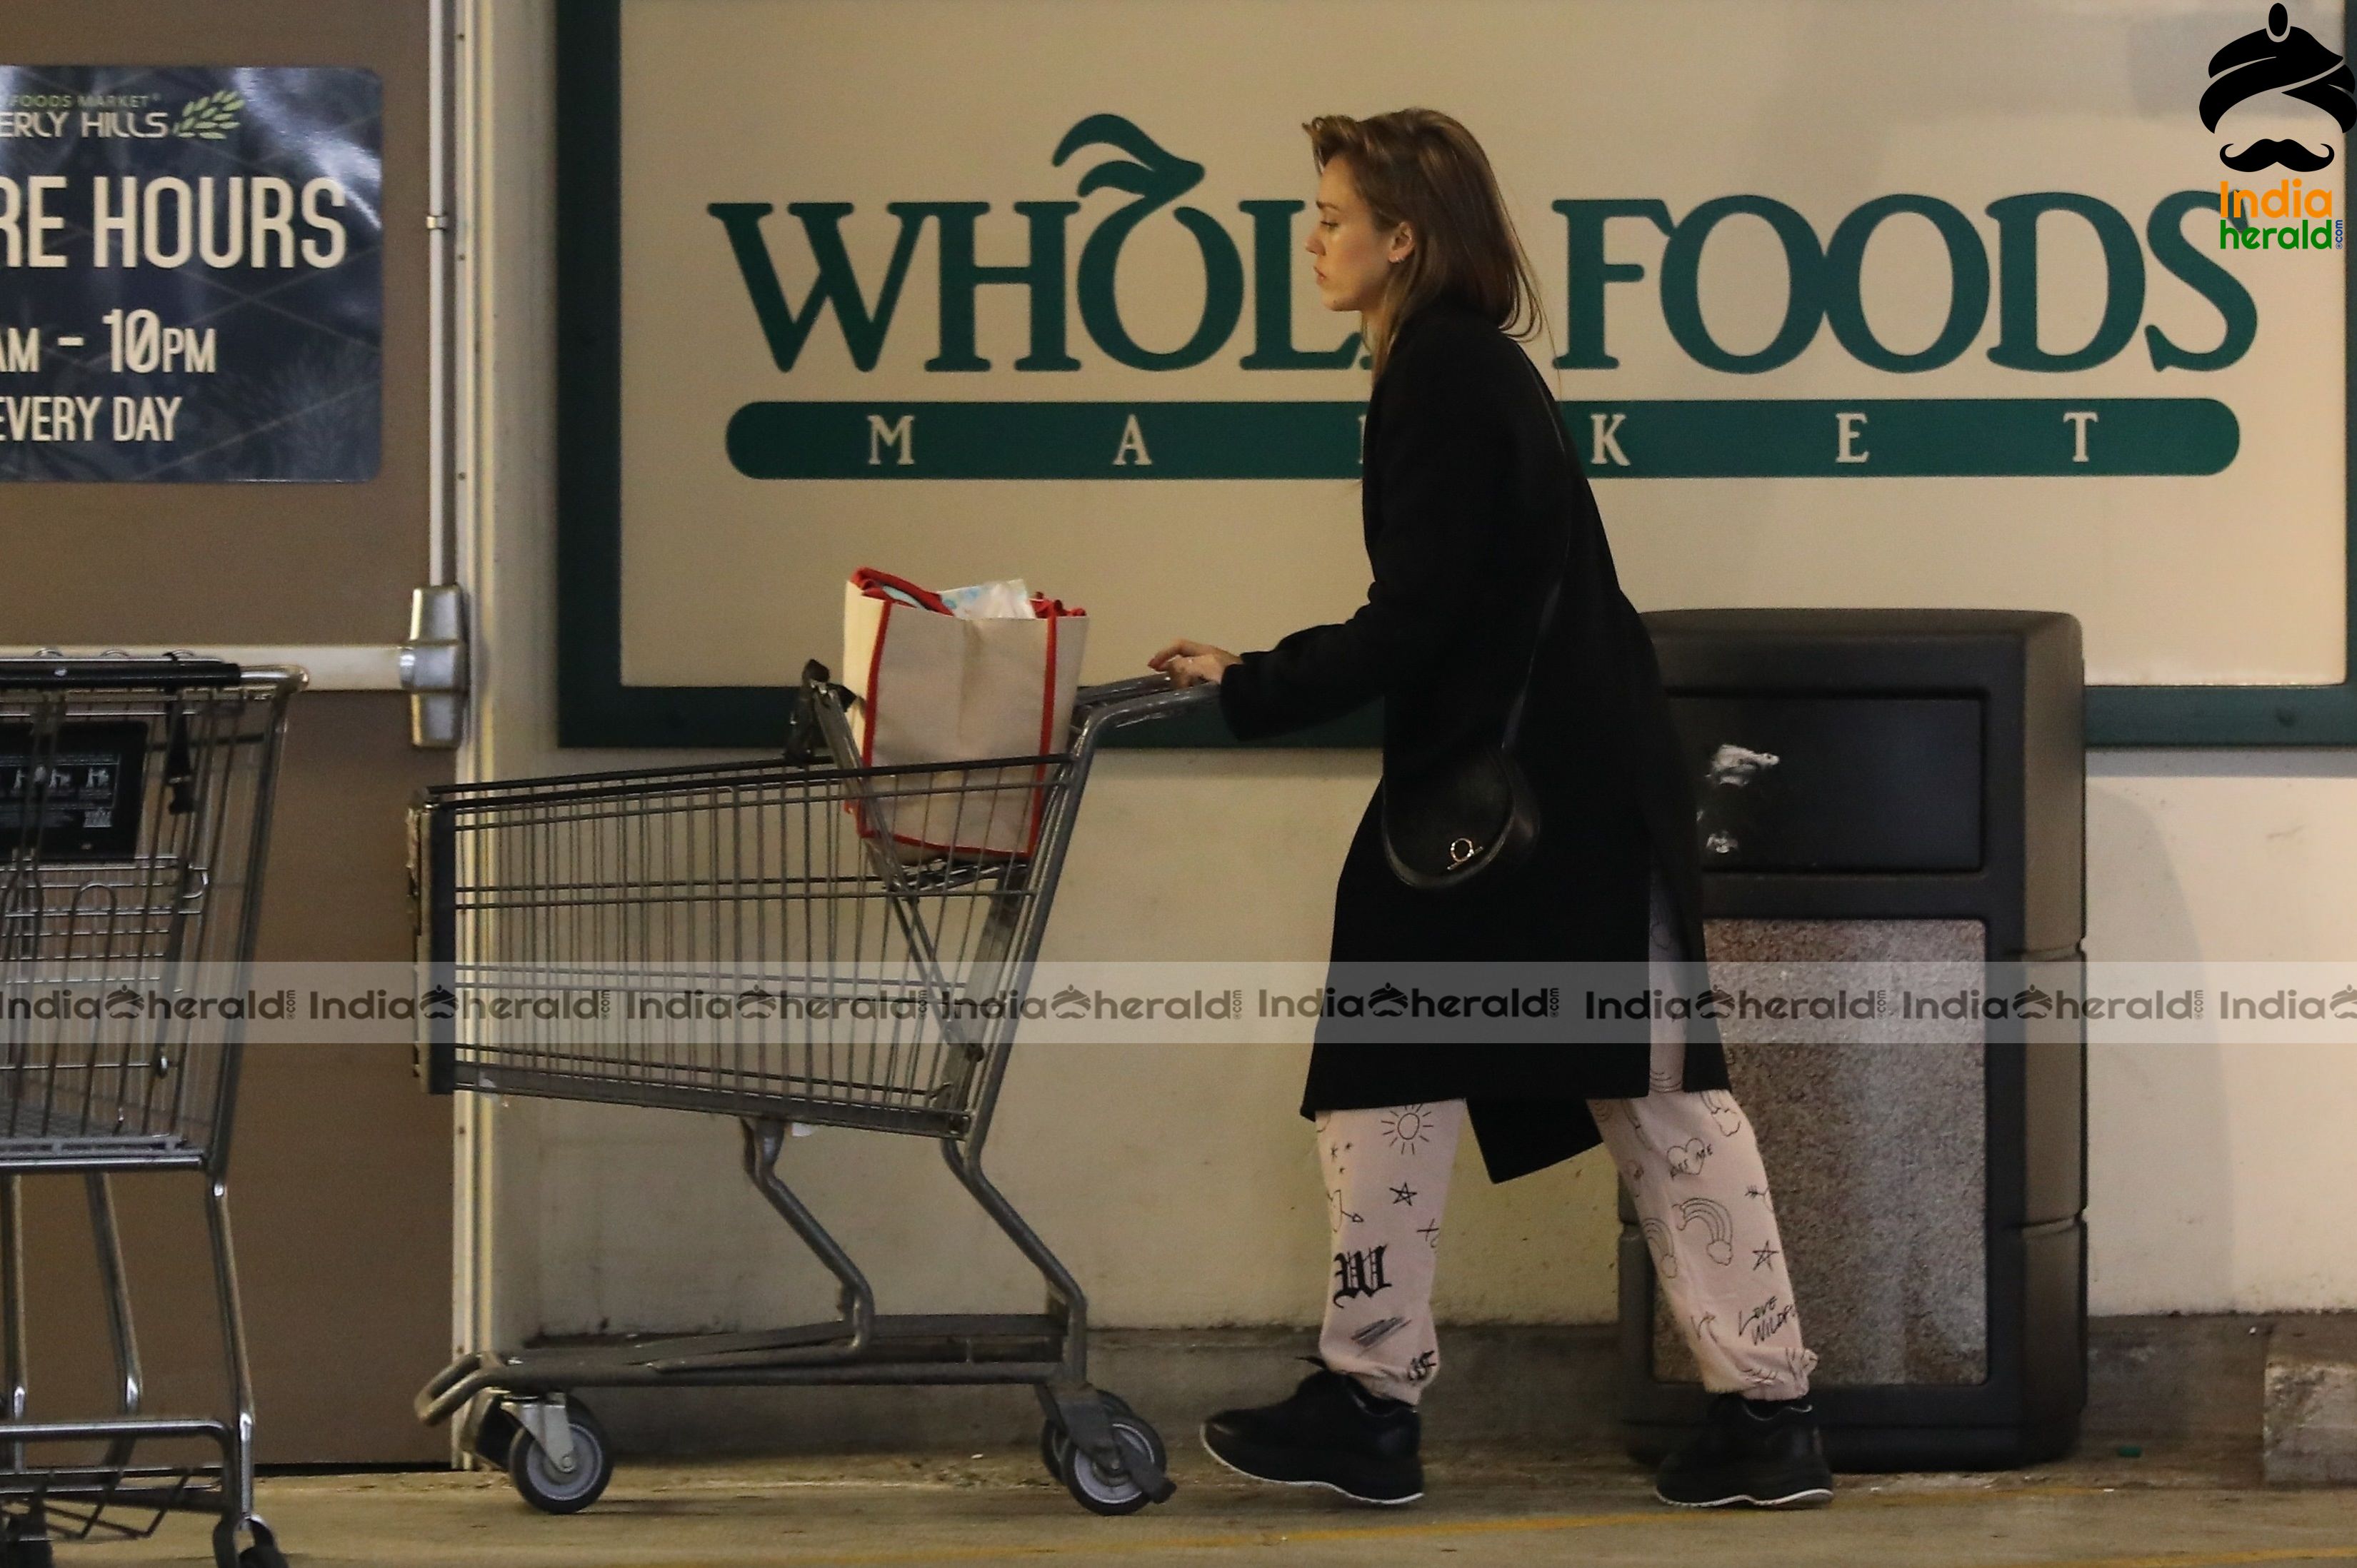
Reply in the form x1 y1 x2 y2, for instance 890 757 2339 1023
714 114 2248 480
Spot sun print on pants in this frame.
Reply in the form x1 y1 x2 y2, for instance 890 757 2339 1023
1379 1104 1436 1154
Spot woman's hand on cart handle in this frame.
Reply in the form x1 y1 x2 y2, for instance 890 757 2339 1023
1150 639 1240 688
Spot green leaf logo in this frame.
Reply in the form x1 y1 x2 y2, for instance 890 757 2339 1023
173 89 245 141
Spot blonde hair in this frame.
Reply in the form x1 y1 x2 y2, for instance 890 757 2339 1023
1304 109 1547 375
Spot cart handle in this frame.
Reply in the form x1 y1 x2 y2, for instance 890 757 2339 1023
1069 673 1218 748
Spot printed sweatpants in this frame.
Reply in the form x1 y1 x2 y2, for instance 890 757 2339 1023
1315 862 1819 1405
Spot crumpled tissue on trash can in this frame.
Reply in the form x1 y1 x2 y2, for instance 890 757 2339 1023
938 578 1036 618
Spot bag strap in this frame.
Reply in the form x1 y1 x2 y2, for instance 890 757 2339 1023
850 566 951 613
1500 356 1577 751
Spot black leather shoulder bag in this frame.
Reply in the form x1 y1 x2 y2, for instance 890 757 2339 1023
1380 357 1573 893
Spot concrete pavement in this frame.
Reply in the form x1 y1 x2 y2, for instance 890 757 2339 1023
56 1439 2357 1568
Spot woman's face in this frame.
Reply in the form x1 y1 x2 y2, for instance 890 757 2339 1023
1306 156 1411 316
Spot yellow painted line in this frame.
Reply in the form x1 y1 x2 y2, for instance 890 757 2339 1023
2017 1552 2357 1568
409 1480 2357 1568
614 1537 2357 1568
603 1512 1667 1567
1868 1483 2116 1505
808 1511 1671 1565
609 1539 2357 1568
579 1487 2206 1567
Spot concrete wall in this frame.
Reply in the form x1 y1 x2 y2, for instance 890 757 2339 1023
464 3 2357 1351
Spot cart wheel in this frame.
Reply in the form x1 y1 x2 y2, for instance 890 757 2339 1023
1039 1418 1072 1482
213 1517 284 1568
506 1399 614 1514
1057 1414 1165 1517
1094 1393 1167 1469
471 1400 522 1468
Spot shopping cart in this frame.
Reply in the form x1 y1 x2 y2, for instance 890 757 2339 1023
0 657 303 1568
414 663 1210 1516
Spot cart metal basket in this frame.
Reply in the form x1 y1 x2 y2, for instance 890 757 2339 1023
0 657 303 1568
414 665 1208 1516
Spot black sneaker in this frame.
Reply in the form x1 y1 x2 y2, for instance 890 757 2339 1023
1655 1393 1835 1508
1200 1364 1423 1505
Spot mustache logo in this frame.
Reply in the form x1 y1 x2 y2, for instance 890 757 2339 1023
2221 136 2337 171
2203 4 2356 172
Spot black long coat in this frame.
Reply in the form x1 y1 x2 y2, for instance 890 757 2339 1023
1217 297 1729 1183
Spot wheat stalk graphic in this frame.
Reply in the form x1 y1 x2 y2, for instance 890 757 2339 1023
173 90 244 141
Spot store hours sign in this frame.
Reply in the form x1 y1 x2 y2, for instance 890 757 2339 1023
0 66 381 482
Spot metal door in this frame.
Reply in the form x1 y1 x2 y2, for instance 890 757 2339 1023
1 0 463 1462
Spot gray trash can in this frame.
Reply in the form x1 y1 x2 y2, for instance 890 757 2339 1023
1621 609 2086 1469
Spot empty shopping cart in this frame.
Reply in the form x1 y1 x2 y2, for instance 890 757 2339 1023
0 657 304 1568
414 664 1209 1516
